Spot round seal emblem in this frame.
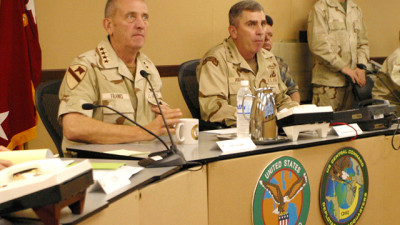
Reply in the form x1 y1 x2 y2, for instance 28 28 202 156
320 147 368 225
253 156 310 225
191 124 199 140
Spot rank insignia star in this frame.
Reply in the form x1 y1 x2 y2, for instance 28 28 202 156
97 45 110 65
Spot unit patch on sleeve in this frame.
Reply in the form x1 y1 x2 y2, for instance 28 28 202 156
66 65 87 89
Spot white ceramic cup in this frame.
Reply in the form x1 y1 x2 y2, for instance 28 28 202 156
175 118 199 144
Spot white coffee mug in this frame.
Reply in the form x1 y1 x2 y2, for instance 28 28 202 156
175 118 199 144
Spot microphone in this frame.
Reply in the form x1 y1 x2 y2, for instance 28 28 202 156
139 70 149 78
138 70 186 167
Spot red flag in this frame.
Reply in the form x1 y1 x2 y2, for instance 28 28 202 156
0 0 42 149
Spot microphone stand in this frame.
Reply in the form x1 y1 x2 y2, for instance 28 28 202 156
82 103 186 168
138 70 186 167
82 103 170 151
140 70 178 154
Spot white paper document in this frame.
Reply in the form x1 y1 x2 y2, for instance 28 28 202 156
332 123 363 137
203 128 237 134
216 137 256 153
92 166 143 194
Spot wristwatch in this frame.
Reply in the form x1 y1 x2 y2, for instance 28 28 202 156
356 64 367 70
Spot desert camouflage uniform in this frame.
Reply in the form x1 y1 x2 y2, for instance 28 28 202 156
276 56 299 96
307 0 369 111
197 37 298 127
372 48 400 113
58 40 166 150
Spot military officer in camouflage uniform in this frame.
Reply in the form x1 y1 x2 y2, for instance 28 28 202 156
263 14 301 104
372 48 400 113
197 0 298 127
307 0 369 111
58 0 182 151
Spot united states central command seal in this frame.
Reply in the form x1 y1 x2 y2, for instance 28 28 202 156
319 147 368 225
252 156 310 225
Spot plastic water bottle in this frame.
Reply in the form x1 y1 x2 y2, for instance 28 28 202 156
237 80 252 138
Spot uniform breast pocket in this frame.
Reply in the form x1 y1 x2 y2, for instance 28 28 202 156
229 77 242 95
328 20 346 31
102 98 135 124
145 91 167 106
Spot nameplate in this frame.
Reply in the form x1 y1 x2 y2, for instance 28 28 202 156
94 166 143 194
332 123 363 137
216 138 256 153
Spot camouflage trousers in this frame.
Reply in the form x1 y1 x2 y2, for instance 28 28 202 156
312 85 355 111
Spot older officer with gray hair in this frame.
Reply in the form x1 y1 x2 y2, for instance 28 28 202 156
58 0 182 151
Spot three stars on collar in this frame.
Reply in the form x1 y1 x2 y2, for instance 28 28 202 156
99 46 110 64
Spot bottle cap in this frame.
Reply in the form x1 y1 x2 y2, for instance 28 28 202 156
240 80 249 87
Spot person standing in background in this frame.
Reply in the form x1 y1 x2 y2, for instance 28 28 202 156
307 0 369 111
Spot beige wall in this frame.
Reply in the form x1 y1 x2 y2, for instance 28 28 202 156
29 0 400 151
36 0 399 69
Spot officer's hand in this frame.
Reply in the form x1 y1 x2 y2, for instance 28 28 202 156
355 68 366 87
151 105 178 114
146 108 182 136
0 146 10 151
0 146 12 171
152 105 182 121
0 159 12 171
342 67 357 84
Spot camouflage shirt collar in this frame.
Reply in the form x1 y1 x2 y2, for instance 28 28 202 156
326 0 345 13
224 37 255 72
326 0 356 12
260 48 275 60
96 40 138 82
96 40 120 69
347 0 358 9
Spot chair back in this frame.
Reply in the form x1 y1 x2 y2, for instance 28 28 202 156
35 79 64 157
178 59 201 119
178 59 229 131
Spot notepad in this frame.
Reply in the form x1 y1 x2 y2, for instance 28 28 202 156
104 149 148 157
203 128 237 134
90 162 125 170
0 149 53 164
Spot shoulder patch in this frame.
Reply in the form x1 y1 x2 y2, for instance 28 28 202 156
66 65 87 89
202 57 219 67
